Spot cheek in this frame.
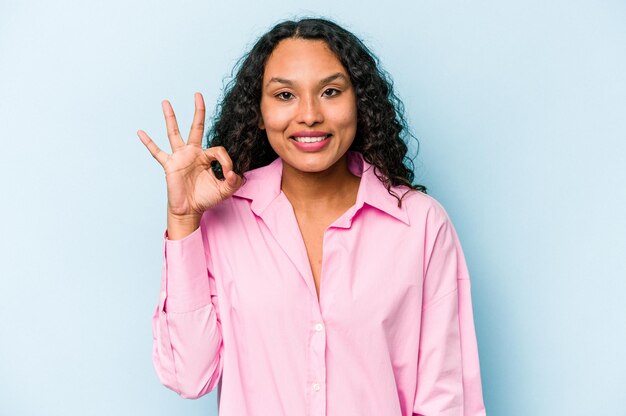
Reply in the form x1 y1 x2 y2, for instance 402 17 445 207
261 101 292 132
332 94 357 124
333 103 358 131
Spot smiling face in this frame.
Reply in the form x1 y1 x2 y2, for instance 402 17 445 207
259 38 358 174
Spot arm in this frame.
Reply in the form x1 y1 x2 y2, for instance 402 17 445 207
151 216 223 399
138 93 242 399
413 207 486 416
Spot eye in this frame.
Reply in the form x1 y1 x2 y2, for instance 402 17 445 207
323 88 340 97
275 91 294 101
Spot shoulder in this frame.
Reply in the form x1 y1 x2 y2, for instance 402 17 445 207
398 188 454 231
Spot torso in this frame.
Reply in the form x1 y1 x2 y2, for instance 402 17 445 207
284 167 361 301
292 176 360 300
293 211 331 300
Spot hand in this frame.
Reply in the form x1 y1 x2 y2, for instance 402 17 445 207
137 93 242 219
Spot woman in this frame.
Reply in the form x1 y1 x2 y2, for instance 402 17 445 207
138 17 486 416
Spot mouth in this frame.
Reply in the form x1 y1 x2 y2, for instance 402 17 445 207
290 134 332 143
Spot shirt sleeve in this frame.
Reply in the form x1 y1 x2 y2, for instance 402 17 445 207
413 206 486 416
151 215 223 399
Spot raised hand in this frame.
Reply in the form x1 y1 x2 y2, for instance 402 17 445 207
138 93 242 238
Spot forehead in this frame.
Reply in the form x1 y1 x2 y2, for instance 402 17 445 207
263 38 347 82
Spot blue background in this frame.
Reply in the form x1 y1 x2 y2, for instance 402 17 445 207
1 0 625 415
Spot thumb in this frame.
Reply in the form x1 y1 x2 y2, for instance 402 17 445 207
221 170 242 194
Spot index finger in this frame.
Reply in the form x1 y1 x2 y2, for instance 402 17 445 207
162 100 185 151
187 92 206 147
204 146 236 176
137 130 168 166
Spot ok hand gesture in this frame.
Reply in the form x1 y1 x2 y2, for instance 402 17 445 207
138 93 242 237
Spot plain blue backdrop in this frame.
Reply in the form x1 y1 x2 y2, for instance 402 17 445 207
1 0 625 415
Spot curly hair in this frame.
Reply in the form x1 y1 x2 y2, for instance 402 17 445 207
207 17 427 206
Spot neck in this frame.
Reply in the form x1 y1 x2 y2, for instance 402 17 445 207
280 155 360 212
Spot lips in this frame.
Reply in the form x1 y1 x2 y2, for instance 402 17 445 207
291 130 330 136
290 130 332 143
292 134 331 143
289 131 332 152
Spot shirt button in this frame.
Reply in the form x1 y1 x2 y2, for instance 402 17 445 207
314 323 324 332
312 383 321 391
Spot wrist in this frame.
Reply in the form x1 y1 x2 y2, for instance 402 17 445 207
167 210 202 222
167 211 201 240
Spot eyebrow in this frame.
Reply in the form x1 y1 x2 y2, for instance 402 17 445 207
265 72 349 88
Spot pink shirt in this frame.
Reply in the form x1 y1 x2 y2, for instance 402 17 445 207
152 151 486 415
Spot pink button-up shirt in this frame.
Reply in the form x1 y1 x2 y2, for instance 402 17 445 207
152 151 486 415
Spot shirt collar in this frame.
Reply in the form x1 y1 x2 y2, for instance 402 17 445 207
232 151 410 225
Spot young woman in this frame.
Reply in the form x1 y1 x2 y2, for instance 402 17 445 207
138 17 486 416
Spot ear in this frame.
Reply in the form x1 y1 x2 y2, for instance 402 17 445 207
258 118 265 130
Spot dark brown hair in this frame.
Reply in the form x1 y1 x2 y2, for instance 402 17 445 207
207 17 427 205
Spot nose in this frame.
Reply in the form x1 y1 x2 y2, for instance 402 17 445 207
295 94 323 126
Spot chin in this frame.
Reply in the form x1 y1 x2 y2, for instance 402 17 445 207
283 151 347 174
288 159 331 173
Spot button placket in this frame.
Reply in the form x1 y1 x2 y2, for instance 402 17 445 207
308 296 327 415
307 228 334 415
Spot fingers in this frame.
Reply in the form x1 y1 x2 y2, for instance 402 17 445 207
203 146 243 192
204 146 235 174
223 170 243 191
188 92 206 147
161 100 185 151
137 130 168 166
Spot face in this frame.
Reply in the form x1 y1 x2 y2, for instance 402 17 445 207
259 38 358 174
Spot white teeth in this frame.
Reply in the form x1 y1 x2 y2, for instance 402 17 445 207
293 135 329 143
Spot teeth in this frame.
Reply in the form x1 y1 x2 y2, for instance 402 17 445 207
293 135 329 143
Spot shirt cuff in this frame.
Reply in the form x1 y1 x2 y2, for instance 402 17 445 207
161 225 212 313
